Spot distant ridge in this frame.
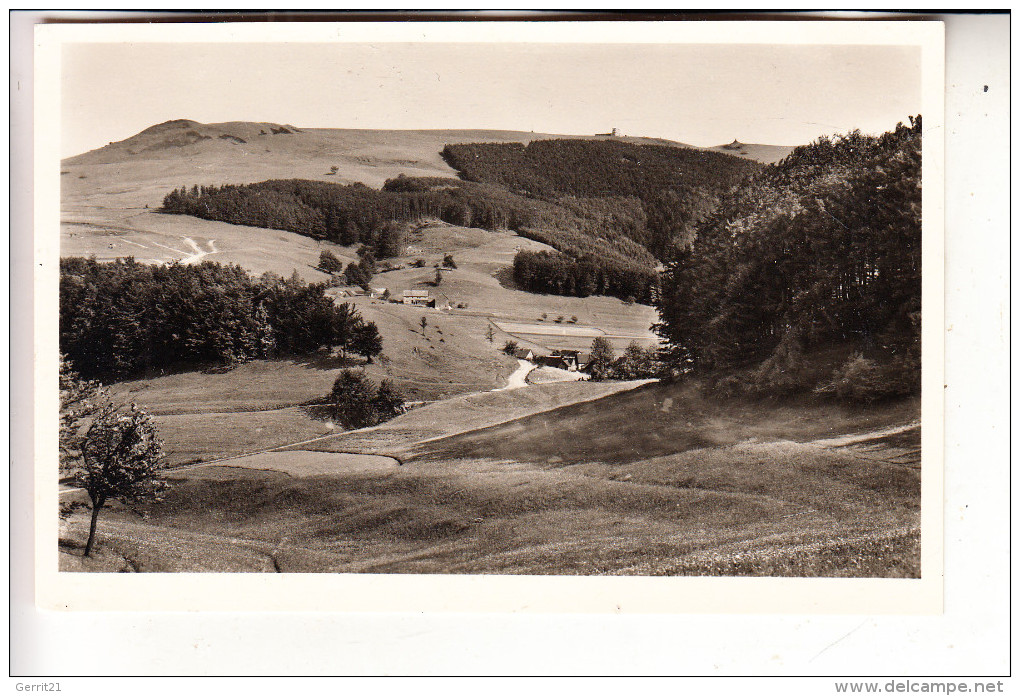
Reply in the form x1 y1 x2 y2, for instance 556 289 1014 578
66 119 305 164
66 119 791 166
704 139 795 165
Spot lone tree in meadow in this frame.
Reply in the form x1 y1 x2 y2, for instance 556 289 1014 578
327 370 406 428
60 359 168 557
420 316 428 335
587 336 616 381
328 370 379 429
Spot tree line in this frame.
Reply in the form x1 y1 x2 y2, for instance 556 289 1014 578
441 139 755 260
512 250 657 304
654 117 923 400
60 257 382 380
161 175 662 302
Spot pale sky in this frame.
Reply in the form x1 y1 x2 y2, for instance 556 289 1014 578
62 42 921 157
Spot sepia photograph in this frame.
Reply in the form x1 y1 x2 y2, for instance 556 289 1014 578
16 10 1017 682
25 18 952 622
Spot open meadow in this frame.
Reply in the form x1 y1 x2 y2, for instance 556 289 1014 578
60 381 920 576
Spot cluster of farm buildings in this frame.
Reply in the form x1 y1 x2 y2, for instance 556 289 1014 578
333 284 597 371
334 286 446 309
511 346 590 372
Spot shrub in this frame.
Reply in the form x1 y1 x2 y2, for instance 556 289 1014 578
328 370 378 428
327 370 406 428
711 375 746 399
372 379 406 420
442 254 457 269
502 340 519 356
318 249 345 274
744 335 812 396
610 342 661 380
814 354 914 404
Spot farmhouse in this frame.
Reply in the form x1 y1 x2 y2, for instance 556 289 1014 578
538 350 582 371
401 290 436 307
512 347 535 361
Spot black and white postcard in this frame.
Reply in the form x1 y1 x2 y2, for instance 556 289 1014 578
33 19 947 620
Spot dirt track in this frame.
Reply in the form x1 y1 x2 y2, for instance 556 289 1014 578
497 359 535 390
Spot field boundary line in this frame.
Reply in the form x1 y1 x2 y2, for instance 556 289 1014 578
59 380 654 497
395 379 657 453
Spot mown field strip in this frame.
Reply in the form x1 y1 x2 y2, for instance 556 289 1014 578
493 321 606 337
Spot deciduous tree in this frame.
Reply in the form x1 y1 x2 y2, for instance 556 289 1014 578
60 370 168 557
587 337 616 381
328 370 378 429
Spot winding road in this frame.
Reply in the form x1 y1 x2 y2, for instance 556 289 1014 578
496 359 535 391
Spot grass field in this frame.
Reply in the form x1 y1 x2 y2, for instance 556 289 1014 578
411 381 920 465
290 378 650 455
61 379 920 576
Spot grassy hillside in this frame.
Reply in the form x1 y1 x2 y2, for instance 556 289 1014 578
56 119 919 579
61 380 920 576
95 222 657 465
65 120 697 192
290 378 650 455
411 380 919 465
60 122 693 278
144 133 759 304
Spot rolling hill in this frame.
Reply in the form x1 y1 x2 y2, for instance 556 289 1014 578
64 119 707 190
60 121 714 272
80 121 762 307
60 379 920 575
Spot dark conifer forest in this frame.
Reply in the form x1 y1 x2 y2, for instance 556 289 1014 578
60 257 381 380
654 117 922 399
